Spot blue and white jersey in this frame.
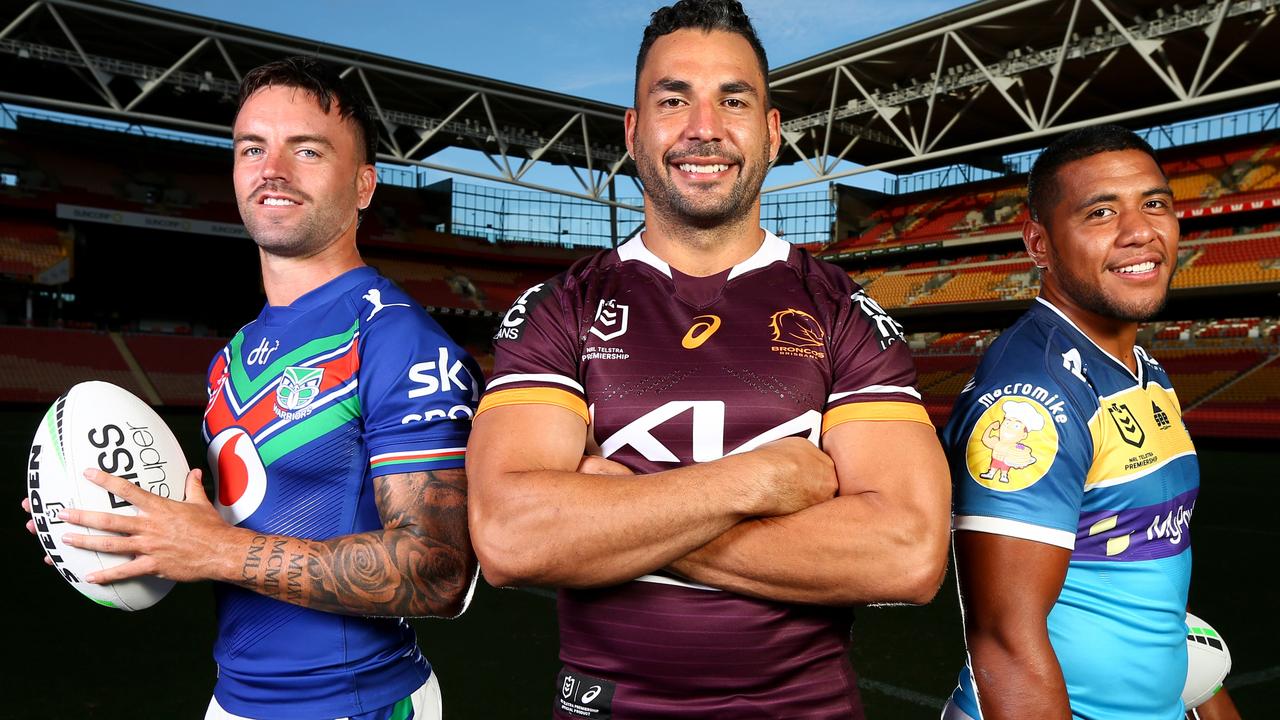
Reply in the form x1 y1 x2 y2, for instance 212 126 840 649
944 298 1197 720
202 266 480 719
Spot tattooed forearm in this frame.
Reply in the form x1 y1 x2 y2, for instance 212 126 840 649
229 469 476 617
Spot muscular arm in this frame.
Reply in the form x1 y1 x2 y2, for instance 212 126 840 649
954 530 1072 720
667 419 951 605
60 467 476 618
230 468 475 617
466 403 835 589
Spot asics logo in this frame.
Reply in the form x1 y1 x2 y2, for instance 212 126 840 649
582 686 602 703
681 315 721 349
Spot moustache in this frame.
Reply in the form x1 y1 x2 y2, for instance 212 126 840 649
248 181 312 204
665 143 743 165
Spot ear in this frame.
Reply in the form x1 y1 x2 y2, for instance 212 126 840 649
766 106 781 165
624 107 638 160
357 163 377 211
1023 218 1049 270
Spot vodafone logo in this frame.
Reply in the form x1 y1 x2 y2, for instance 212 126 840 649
208 428 267 526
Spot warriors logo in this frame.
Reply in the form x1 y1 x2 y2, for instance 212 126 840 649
275 366 324 419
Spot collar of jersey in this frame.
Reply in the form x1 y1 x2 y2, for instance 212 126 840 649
1033 296 1144 385
258 266 378 327
617 229 790 280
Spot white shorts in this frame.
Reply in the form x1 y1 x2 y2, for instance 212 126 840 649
205 671 443 720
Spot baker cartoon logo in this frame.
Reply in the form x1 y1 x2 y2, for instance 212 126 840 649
966 398 1059 492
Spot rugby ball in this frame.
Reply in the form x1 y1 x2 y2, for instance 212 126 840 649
1183 612 1231 709
26 381 189 610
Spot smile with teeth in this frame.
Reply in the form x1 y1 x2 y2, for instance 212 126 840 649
678 163 730 174
262 197 299 206
1113 261 1156 274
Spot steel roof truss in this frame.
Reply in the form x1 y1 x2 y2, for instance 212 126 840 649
840 65 920 155
1090 0 1187 100
47 3 120 111
1046 48 1119 127
0 1 41 42
1196 8 1275 96
948 31 1039 131
1039 0 1085 128
515 112 579 182
124 36 210 113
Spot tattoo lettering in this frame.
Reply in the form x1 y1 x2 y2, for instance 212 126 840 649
230 469 475 618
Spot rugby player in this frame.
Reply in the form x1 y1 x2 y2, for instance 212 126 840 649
941 125 1239 720
25 57 479 719
467 1 951 717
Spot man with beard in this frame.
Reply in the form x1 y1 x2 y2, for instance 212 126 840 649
941 125 1239 720
467 1 950 717
33 57 479 719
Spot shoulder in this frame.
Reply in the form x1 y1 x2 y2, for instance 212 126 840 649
350 273 453 343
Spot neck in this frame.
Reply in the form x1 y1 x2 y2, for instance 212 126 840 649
1039 285 1140 373
640 200 765 276
259 236 365 307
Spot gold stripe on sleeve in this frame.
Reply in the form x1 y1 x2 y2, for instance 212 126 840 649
476 387 590 424
822 401 934 434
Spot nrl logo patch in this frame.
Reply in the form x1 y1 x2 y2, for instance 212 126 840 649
1108 401 1146 448
275 366 324 419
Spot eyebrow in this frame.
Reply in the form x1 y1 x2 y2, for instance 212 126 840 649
1074 185 1173 211
648 77 760 97
233 133 336 150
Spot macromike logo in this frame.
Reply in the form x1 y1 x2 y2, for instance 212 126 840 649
681 314 721 349
769 308 826 359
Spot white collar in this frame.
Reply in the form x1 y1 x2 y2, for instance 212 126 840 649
1035 297 1143 384
616 230 790 280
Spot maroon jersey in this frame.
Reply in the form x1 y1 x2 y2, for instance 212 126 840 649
479 232 930 719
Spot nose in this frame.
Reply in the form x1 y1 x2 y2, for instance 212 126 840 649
1116 207 1160 247
685 97 726 143
259 147 292 184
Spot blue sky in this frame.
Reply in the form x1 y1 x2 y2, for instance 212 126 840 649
140 1 964 106
133 1 968 197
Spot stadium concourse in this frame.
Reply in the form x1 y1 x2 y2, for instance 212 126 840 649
2 0 1279 717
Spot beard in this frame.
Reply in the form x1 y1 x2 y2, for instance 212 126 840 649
1046 245 1174 322
632 136 771 229
239 181 354 259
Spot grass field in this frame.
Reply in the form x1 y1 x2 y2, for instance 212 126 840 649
7 406 1277 718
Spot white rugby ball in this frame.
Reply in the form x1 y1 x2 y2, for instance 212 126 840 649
26 381 189 611
1183 611 1231 709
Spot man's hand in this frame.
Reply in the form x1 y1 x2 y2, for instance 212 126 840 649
50 468 242 584
577 437 836 519
744 437 837 516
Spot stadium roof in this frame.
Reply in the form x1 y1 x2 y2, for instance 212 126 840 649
766 0 1280 191
0 0 634 206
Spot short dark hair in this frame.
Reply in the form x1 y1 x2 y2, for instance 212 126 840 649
237 56 378 165
635 0 770 107
1026 125 1162 223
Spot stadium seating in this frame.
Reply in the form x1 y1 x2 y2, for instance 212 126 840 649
1186 355 1280 438
823 133 1280 257
0 326 145 403
0 219 68 280
123 333 228 406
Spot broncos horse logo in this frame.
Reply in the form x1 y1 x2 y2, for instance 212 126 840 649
769 308 825 348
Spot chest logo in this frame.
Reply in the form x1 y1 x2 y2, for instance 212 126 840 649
590 299 630 342
1107 402 1146 447
1152 401 1171 430
769 308 826 359
246 337 280 366
965 398 1059 492
681 315 722 349
363 288 411 321
208 428 267 526
276 366 325 416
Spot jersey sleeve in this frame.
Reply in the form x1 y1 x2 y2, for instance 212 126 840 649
944 348 1096 549
822 287 932 434
476 279 588 424
358 302 481 478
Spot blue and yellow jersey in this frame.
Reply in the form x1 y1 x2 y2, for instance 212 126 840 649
944 298 1197 720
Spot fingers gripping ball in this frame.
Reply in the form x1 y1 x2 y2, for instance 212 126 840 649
26 382 189 610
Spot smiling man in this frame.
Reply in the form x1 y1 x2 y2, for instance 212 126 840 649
466 1 950 717
33 57 480 719
941 125 1239 720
